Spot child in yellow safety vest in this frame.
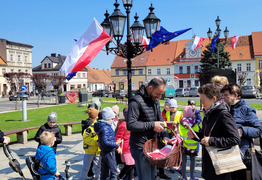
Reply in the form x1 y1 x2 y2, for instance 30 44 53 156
177 105 199 180
165 99 183 138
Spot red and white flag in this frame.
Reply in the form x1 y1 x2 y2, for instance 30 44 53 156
231 36 239 50
60 18 111 74
174 76 179 79
191 36 204 50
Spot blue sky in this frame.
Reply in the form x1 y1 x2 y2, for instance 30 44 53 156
1 0 261 70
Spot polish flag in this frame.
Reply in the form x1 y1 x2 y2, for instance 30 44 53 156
60 18 111 75
231 36 239 50
191 36 204 50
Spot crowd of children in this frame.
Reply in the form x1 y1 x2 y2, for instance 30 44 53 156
31 96 202 180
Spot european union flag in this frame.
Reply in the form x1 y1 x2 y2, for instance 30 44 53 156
211 33 220 53
146 27 191 51
66 72 77 81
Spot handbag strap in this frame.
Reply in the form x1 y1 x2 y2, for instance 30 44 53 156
204 111 223 137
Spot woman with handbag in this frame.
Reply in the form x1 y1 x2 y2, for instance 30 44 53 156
188 83 240 180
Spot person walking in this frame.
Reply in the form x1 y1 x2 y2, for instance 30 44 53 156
221 83 262 179
127 77 169 180
188 83 240 180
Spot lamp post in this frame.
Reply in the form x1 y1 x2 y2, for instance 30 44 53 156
207 16 229 68
101 0 160 101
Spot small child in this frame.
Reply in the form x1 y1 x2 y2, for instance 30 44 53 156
34 112 62 153
35 131 60 180
111 105 120 131
94 107 122 180
79 106 101 180
177 106 199 180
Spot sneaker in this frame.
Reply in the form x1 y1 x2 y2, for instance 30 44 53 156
190 178 198 180
159 174 172 180
166 167 176 174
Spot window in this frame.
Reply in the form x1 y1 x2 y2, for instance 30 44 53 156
139 69 143 75
187 66 190 74
18 55 21 62
132 70 135 75
115 69 119 76
77 84 81 89
123 70 127 75
195 80 199 87
2 68 6 75
77 73 81 78
139 81 143 87
70 85 75 90
82 73 86 78
148 69 151 75
18 69 21 72
237 64 241 72
166 68 170 75
11 69 14 72
179 66 183 74
157 68 161 75
10 54 14 61
141 58 144 61
48 63 51 68
246 78 251 85
187 80 191 87
25 70 28 73
44 64 47 68
25 56 28 62
246 63 251 71
194 66 199 73
259 60 262 69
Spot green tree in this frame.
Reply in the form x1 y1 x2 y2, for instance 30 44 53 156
200 42 231 74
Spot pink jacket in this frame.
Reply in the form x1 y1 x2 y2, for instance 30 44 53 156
115 120 130 154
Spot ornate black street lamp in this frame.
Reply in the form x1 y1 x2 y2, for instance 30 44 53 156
101 0 160 101
207 16 229 68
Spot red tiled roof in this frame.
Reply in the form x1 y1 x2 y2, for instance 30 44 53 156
87 66 112 84
252 31 262 56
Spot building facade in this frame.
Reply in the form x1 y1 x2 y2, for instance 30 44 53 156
0 39 33 96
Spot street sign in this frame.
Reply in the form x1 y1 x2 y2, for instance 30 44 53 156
166 78 170 83
21 85 27 91
145 80 148 85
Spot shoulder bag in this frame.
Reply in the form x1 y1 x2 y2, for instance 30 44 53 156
205 113 246 175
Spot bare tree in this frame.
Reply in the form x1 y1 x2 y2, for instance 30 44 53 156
4 72 31 110
31 73 50 107
50 75 66 104
238 72 248 87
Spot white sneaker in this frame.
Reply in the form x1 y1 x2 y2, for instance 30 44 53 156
86 175 95 180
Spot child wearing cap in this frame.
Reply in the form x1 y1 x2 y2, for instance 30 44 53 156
94 107 122 180
165 99 183 136
34 112 62 153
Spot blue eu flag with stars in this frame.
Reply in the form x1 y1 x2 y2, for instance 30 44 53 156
211 33 220 53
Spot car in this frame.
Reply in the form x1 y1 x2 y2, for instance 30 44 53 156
112 90 127 98
92 89 109 97
189 87 199 97
46 90 57 97
175 88 190 97
162 85 176 99
125 90 137 98
9 91 30 101
241 85 260 98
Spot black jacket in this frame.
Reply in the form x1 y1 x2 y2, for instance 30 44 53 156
34 123 62 152
127 85 168 150
196 102 240 180
0 130 4 143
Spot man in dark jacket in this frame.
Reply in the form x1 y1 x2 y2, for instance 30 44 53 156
127 77 169 180
34 112 62 152
221 83 262 179
0 130 10 144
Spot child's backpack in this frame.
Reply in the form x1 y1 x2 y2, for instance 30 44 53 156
25 156 41 180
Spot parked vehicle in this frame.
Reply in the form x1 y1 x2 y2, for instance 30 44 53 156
125 90 137 98
46 90 57 97
241 85 260 98
189 87 199 97
92 90 109 97
175 88 190 97
112 90 127 98
9 91 30 101
162 85 176 99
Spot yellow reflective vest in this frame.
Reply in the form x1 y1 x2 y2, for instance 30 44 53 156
83 119 101 154
166 111 183 133
178 121 199 150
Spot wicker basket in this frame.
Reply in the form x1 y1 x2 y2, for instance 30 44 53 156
143 126 181 168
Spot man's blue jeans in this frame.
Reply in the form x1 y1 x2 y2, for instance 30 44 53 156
130 148 156 180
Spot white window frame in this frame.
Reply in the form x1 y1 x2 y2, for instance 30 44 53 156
17 55 21 62
148 69 151 75
237 64 241 72
166 68 170 75
157 68 161 75
259 60 262 69
246 63 251 71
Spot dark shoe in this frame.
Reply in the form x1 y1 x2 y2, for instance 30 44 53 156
159 174 172 180
166 167 176 174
